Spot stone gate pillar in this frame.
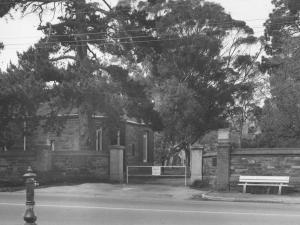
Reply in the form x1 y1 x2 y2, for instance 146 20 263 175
190 145 203 184
109 145 125 183
216 128 231 191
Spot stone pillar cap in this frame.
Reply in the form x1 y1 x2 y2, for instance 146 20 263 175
109 145 125 150
190 144 204 150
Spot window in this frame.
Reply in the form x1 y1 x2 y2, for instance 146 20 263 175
212 157 217 167
23 135 26 151
49 140 55 151
96 128 103 151
23 121 27 151
110 128 125 146
142 132 148 163
117 129 121 146
131 143 136 156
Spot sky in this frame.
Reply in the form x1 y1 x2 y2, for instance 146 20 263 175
0 0 274 71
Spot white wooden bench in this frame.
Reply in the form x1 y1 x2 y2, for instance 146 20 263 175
238 176 290 195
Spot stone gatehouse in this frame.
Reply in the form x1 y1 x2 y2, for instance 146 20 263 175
0 114 154 186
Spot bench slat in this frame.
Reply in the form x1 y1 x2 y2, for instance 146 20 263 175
239 176 289 183
238 184 289 187
239 180 289 183
238 176 290 195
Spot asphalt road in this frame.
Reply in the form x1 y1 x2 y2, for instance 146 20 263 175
1 192 300 225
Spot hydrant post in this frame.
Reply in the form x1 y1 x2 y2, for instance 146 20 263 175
23 166 37 225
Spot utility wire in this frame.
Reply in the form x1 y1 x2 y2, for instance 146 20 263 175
2 38 185 49
0 22 298 40
1 18 300 39
2 25 298 48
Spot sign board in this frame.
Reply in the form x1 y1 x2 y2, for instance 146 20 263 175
152 166 161 176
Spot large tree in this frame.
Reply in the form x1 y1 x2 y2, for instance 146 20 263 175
135 0 260 158
264 0 300 55
258 0 300 147
0 0 162 149
259 37 300 147
0 0 260 154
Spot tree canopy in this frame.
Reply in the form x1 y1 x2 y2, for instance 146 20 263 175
0 0 261 153
257 0 300 147
140 0 260 148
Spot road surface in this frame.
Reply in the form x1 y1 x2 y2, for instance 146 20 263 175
1 191 300 225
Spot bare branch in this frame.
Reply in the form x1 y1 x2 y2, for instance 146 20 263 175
87 45 98 61
102 0 112 11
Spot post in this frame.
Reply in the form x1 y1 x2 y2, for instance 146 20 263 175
184 166 187 187
216 128 231 191
190 145 204 184
126 166 129 184
23 166 37 225
109 145 125 183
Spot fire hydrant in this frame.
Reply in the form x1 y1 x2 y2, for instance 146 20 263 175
23 166 38 225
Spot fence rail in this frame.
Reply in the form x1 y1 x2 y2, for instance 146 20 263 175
126 166 188 186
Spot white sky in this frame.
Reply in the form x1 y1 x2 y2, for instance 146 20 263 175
0 0 273 71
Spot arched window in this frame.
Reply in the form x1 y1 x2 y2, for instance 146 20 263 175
96 128 103 151
142 131 148 163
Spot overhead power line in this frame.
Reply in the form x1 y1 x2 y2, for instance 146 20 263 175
2 37 187 50
1 19 299 40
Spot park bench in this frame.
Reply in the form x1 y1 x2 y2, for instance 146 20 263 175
238 176 290 195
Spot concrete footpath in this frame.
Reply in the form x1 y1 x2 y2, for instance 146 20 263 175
4 182 300 204
201 190 300 204
19 183 204 201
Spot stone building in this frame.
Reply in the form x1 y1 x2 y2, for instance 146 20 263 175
0 113 154 185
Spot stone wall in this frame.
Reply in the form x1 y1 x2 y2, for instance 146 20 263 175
202 152 217 187
52 151 109 180
230 148 300 186
0 150 110 186
125 122 154 166
125 124 141 166
0 151 37 185
202 147 300 189
30 117 81 152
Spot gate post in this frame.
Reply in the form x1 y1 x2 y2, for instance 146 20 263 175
216 128 231 191
190 145 203 184
109 145 125 183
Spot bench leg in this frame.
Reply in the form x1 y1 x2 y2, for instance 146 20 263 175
243 184 247 193
278 185 282 195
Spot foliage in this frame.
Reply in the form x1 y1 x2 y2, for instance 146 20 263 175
0 0 162 149
264 0 300 55
141 0 260 153
259 37 300 147
0 62 45 148
0 0 261 153
259 0 300 147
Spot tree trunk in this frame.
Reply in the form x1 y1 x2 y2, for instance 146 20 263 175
78 103 94 150
75 0 94 151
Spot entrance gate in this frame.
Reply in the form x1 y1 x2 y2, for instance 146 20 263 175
126 165 188 186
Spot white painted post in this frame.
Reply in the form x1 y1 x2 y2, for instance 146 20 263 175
126 166 129 184
184 166 187 186
190 145 203 184
109 145 125 183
